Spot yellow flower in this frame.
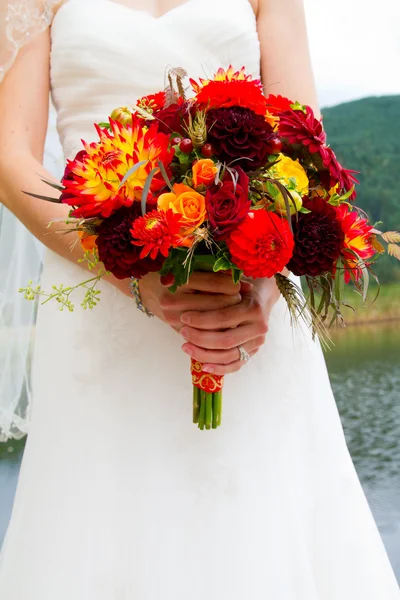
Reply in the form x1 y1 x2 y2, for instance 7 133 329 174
268 154 309 216
158 183 206 247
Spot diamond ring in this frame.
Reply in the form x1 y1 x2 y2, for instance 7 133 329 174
238 344 250 363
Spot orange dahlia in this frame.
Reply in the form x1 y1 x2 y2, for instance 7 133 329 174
190 65 268 116
131 209 183 259
335 205 375 282
61 115 174 219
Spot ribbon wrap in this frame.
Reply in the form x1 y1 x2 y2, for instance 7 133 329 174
191 359 224 394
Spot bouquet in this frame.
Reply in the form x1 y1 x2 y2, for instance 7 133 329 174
22 66 400 430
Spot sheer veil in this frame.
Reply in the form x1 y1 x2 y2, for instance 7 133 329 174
0 1 63 441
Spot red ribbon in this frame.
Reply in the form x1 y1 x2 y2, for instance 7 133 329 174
191 359 224 394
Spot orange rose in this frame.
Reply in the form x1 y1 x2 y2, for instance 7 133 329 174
192 159 218 188
157 183 206 247
78 231 98 252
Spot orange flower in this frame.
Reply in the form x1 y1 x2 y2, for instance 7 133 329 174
78 231 98 252
192 159 218 188
157 183 206 247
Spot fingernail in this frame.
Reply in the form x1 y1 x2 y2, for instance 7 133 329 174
180 313 191 325
181 327 189 340
203 365 215 374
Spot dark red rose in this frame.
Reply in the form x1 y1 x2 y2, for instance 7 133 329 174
96 205 163 279
205 167 250 239
152 100 188 136
206 106 275 171
287 196 345 277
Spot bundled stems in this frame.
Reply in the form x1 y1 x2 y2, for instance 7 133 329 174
193 387 223 430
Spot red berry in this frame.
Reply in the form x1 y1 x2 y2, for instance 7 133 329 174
266 137 283 155
171 136 182 146
201 143 214 158
160 273 175 287
179 138 193 153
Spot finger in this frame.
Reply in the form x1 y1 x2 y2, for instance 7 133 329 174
240 280 254 294
160 291 241 312
181 297 254 329
183 272 241 296
181 336 264 365
180 323 260 350
202 349 258 376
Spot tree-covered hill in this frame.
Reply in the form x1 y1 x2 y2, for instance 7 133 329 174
322 95 400 282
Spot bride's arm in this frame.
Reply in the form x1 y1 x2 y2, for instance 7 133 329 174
0 30 242 325
180 0 322 374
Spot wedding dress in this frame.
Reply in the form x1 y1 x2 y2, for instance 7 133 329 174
0 0 399 598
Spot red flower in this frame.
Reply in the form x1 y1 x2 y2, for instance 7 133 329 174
96 205 162 280
152 98 188 135
190 66 268 116
206 106 275 171
136 91 166 113
227 210 294 278
278 106 327 152
265 94 294 114
320 147 359 200
61 116 174 219
335 204 375 282
131 209 183 259
206 167 250 239
287 196 345 277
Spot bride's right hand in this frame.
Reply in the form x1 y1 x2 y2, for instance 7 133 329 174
137 272 248 332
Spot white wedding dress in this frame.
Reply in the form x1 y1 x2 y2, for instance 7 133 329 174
0 0 399 598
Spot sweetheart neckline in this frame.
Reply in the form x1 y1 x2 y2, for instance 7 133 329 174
53 0 256 28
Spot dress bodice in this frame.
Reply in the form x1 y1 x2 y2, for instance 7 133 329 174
50 0 261 159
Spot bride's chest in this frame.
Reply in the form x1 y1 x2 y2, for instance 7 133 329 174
50 0 260 77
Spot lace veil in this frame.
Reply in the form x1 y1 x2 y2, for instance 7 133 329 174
0 1 64 441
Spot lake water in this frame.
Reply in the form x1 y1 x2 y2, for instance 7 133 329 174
1 323 399 581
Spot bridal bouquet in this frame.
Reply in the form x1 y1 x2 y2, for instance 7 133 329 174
22 66 400 430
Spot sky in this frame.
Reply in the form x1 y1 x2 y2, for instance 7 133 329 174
304 0 400 107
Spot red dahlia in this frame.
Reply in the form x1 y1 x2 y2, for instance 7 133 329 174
265 94 294 114
278 106 327 153
227 210 294 278
319 146 359 200
206 107 276 171
287 196 345 277
131 209 183 259
96 205 163 279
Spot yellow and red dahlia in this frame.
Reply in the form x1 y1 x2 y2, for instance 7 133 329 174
190 65 268 116
335 205 375 281
61 115 174 219
130 209 183 259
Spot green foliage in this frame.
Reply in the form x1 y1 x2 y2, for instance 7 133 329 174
322 95 400 283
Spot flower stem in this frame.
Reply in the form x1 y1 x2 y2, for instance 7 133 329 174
193 386 200 424
198 390 206 430
214 391 222 427
205 392 212 430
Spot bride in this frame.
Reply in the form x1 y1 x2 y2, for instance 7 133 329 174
0 0 399 598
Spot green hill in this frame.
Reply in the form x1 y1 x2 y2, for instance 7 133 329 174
322 95 400 283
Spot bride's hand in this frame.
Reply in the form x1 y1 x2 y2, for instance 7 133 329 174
136 272 252 331
179 277 281 375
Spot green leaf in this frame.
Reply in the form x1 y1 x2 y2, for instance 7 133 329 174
141 167 160 216
290 101 307 114
98 122 111 129
299 206 311 214
118 160 148 189
158 159 174 191
232 268 243 284
22 190 61 203
213 256 231 272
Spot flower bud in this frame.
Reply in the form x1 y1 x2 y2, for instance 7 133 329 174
110 106 133 126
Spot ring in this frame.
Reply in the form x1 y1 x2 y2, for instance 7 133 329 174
238 344 250 363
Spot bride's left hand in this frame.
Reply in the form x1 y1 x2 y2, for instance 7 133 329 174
180 277 281 375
